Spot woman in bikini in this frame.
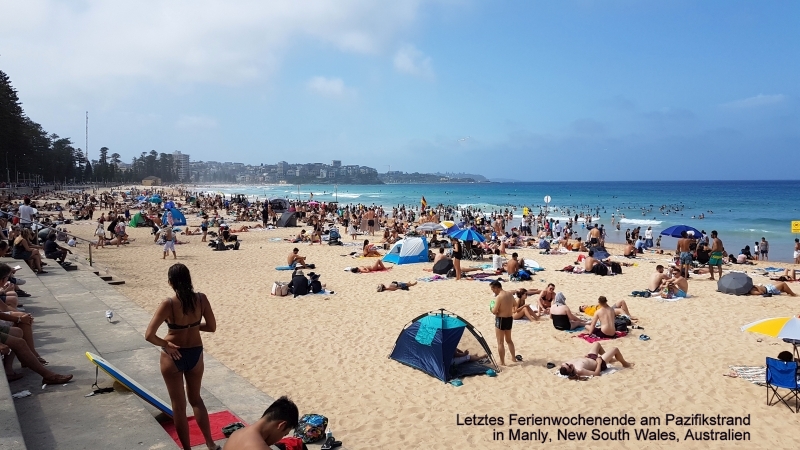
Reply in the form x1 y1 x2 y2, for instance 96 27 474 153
363 239 382 257
145 264 219 450
451 237 463 280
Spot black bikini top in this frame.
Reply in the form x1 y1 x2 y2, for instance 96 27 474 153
165 295 203 330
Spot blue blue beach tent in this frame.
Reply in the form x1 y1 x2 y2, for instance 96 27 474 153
383 236 429 265
389 309 498 382
161 208 187 226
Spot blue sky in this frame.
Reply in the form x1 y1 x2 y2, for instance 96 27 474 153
1 0 798 180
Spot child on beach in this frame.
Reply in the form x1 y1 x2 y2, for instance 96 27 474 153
162 225 177 259
94 223 105 249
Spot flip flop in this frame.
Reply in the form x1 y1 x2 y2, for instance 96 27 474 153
639 334 650 341
546 362 556 369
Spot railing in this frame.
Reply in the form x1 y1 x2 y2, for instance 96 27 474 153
4 212 96 266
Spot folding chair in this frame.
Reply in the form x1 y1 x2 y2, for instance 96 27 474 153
766 357 799 413
461 240 475 261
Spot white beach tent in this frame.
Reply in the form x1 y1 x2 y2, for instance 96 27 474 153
383 236 429 265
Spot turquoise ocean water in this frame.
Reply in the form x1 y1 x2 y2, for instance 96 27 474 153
195 181 800 263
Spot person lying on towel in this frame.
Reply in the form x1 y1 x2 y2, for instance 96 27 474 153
559 342 634 378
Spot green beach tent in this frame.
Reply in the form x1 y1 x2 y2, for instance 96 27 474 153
129 212 146 227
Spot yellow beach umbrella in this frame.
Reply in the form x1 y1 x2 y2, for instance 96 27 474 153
440 221 455 229
741 317 800 340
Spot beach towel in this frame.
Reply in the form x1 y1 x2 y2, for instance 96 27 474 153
418 275 448 282
312 289 335 295
162 410 244 448
562 326 585 333
269 237 283 242
553 367 621 379
763 267 785 273
469 273 498 279
727 366 766 386
575 331 627 343
649 294 692 302
275 265 295 271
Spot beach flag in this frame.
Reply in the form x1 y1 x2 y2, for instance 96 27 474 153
421 196 428 209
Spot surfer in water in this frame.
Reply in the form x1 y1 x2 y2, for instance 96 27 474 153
145 264 219 450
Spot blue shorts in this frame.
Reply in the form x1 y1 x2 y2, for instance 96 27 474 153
680 252 693 264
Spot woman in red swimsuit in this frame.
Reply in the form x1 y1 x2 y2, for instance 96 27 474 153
146 264 219 450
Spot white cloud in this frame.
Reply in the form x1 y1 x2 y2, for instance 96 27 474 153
393 44 434 79
721 94 786 109
0 0 425 100
307 76 351 97
175 115 218 129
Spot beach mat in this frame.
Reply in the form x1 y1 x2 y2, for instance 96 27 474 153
727 365 766 386
575 331 627 343
161 410 244 448
275 266 294 271
553 367 621 379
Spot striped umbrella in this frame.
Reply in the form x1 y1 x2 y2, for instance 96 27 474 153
741 317 800 340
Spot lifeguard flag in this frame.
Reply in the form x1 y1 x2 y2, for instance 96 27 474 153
421 196 428 209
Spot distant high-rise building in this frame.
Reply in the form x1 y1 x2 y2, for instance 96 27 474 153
277 161 288 175
173 151 190 181
331 160 342 168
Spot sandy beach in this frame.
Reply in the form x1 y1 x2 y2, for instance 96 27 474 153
55 196 800 450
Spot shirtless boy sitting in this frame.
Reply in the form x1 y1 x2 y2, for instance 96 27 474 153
580 296 618 339
559 342 634 378
648 265 669 292
224 396 299 449
287 248 307 268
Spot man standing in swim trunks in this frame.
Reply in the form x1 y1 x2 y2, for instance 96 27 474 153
490 281 518 366
708 230 724 281
365 208 376 236
676 231 693 279
559 342 634 378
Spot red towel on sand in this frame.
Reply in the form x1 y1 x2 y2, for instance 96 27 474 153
161 410 245 448
575 331 627 343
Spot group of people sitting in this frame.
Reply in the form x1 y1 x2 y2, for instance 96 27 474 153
287 268 326 297
0 263 74 385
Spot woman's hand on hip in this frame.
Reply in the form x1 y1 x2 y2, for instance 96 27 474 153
163 342 182 360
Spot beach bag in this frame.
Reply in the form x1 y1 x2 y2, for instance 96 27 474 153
610 262 622 274
271 282 289 297
294 414 328 444
614 316 631 332
515 269 532 281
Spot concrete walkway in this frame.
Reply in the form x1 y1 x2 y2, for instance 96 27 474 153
1 260 339 449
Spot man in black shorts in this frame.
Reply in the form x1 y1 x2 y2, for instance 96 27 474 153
490 280 520 366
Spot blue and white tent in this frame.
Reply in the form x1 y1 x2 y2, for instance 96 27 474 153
161 208 187 227
389 309 498 382
382 236 428 265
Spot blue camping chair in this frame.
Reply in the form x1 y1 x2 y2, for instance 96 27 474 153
766 357 799 413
